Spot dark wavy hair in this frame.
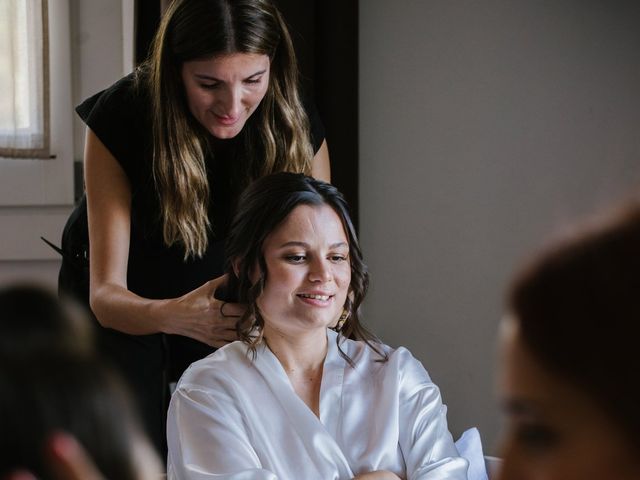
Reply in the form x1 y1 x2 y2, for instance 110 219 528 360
225 172 386 364
508 203 640 449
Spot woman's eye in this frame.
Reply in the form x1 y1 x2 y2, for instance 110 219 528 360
329 255 347 263
244 77 262 85
515 424 559 452
200 83 219 90
285 255 306 263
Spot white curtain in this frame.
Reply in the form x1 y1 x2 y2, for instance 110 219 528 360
0 0 49 158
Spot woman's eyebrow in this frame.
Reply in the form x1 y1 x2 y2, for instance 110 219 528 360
246 69 268 78
194 74 220 81
502 397 547 419
278 241 309 249
278 241 348 249
194 69 268 82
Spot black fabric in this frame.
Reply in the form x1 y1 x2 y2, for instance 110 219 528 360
59 72 325 457
58 195 90 305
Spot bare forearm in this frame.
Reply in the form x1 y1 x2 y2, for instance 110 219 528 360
89 275 244 347
90 283 173 335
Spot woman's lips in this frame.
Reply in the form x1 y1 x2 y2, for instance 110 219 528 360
296 293 334 306
213 113 240 126
297 293 332 301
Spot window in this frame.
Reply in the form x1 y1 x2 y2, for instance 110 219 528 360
0 0 73 207
0 0 73 264
0 0 50 159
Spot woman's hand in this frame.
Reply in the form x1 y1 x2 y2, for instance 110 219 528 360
45 433 106 480
3 434 105 480
162 274 246 348
352 471 403 480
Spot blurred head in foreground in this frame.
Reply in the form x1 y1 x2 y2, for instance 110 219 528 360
497 205 640 480
0 284 161 480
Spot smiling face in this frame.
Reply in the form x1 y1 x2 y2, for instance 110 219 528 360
181 52 270 139
497 316 640 480
257 204 351 339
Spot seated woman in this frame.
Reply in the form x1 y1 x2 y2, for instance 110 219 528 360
167 173 468 479
497 205 640 480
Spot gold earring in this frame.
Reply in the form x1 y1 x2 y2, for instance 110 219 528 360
335 309 350 331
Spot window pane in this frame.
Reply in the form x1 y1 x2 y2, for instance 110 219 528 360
0 0 49 158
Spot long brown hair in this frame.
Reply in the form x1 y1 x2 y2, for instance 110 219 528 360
141 0 313 259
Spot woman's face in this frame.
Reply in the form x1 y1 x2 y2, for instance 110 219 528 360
497 316 640 480
257 204 351 338
181 53 270 139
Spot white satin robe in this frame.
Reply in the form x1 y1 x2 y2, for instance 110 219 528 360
167 329 468 479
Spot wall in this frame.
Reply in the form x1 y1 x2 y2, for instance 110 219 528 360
71 0 127 161
360 0 640 452
0 1 126 290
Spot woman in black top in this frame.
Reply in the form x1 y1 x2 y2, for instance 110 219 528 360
60 0 329 455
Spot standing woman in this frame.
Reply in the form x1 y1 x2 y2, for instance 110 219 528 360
59 0 329 455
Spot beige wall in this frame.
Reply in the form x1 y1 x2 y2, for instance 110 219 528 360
360 0 640 452
0 1 126 287
71 0 126 162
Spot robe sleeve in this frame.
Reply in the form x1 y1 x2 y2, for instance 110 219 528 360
394 349 470 479
167 384 278 480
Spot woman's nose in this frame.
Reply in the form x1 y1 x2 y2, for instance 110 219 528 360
218 86 242 118
308 259 332 283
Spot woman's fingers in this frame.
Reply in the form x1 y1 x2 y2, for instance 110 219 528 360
208 325 239 347
3 433 108 480
171 274 248 346
206 273 229 296
189 322 238 347
217 300 245 319
46 432 105 480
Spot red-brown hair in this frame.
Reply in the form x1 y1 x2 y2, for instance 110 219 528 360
508 203 640 447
